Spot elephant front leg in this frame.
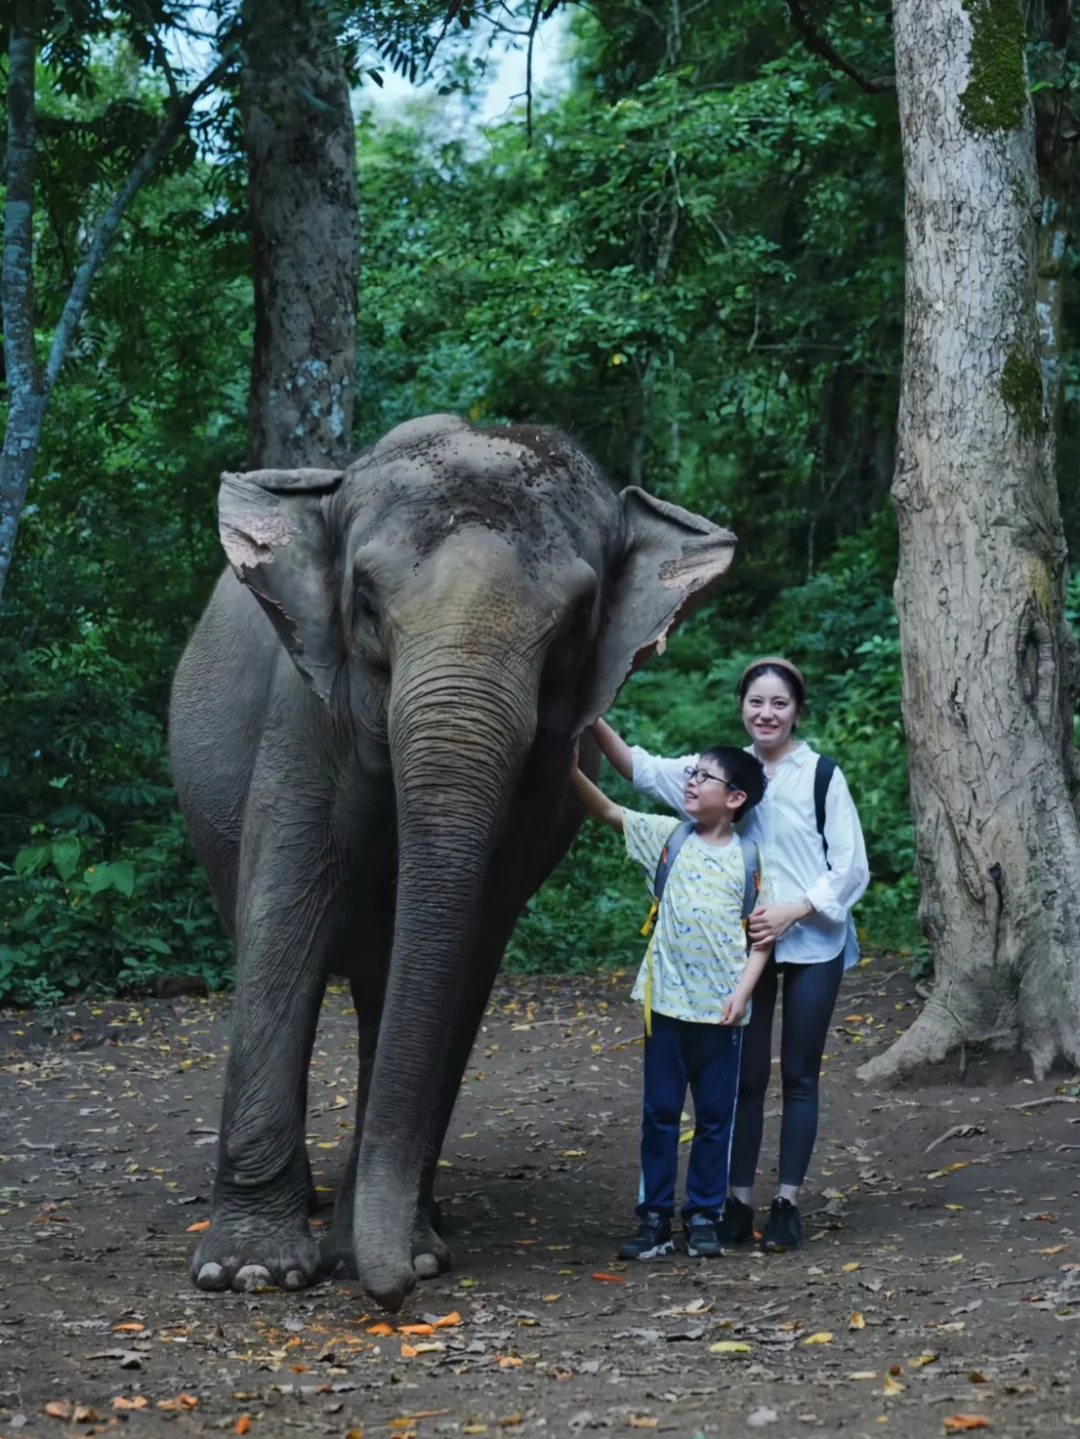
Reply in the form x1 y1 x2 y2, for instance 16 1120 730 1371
192 902 336 1293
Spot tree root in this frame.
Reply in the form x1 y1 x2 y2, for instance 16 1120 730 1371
855 999 963 1084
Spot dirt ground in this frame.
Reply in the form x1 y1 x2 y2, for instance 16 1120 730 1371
2 956 1080 1439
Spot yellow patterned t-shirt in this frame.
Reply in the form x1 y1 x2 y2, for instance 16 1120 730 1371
623 811 754 1026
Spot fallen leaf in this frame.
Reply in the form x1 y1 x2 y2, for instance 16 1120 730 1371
44 1402 73 1420
498 1356 522 1369
462 1428 488 1435
157 1394 199 1411
367 1322 394 1336
849 1372 878 1380
592 1272 625 1283
398 1324 434 1336
112 1397 149 1411
967 1371 989 1385
909 1353 938 1368
186 1219 210 1232
710 1341 751 1354
235 1417 251 1435
943 1419 989 1433
849 1312 866 1330
628 1420 658 1430
1038 1245 1066 1255
400 1344 418 1358
542 1294 562 1302
112 1323 145 1333
802 1331 834 1345
882 1377 904 1396
433 1311 462 1329
843 1261 861 1273
345 1430 364 1439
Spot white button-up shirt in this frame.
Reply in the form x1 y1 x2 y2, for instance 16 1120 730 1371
629 740 870 967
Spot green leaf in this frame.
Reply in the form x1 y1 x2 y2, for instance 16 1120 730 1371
51 834 82 881
14 845 52 878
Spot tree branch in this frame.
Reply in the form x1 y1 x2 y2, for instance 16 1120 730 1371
784 0 895 95
43 52 234 397
3 22 40 407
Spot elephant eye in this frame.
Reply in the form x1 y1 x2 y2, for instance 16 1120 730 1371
354 585 379 626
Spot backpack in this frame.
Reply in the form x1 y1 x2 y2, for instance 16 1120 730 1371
640 822 759 938
814 754 837 866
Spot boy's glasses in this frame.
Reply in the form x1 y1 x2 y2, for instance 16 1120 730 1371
683 765 742 793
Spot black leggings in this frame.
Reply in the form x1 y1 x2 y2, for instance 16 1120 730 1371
728 951 845 1191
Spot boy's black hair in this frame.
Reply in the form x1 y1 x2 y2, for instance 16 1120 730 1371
698 745 766 822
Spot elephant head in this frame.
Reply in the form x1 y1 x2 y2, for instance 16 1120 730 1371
217 415 735 1306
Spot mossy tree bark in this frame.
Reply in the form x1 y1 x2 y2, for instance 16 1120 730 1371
858 0 1080 1083
241 0 358 469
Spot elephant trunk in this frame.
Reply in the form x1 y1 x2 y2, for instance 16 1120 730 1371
353 633 538 1308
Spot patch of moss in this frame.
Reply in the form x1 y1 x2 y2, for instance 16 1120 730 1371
959 0 1027 133
1000 346 1047 440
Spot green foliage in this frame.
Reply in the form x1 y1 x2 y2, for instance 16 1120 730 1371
7 0 1080 1001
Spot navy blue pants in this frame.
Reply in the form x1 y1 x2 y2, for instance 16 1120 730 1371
728 951 845 1190
637 1012 743 1220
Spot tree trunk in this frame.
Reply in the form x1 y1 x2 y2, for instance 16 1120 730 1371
858 0 1080 1084
241 0 359 470
0 22 44 603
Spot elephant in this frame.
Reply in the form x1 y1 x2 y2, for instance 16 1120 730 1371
168 413 735 1310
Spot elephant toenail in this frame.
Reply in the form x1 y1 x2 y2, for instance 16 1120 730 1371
413 1252 439 1279
196 1262 227 1290
283 1269 307 1290
233 1264 271 1292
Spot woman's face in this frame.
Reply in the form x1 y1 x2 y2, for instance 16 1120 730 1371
741 671 800 753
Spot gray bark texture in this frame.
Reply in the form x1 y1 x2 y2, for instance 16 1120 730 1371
240 0 359 470
859 0 1080 1083
0 23 44 605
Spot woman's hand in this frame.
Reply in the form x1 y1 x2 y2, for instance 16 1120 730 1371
748 899 814 946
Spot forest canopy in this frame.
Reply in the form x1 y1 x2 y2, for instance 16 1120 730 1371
2 0 1079 1003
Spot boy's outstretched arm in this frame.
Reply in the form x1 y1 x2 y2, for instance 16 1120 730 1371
570 759 624 831
720 943 773 1026
592 718 633 782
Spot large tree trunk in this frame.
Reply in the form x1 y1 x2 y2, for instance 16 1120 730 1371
859 0 1080 1084
241 0 359 469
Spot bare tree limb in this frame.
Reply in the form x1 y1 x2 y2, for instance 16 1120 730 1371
784 0 896 94
0 35 236 602
43 53 232 397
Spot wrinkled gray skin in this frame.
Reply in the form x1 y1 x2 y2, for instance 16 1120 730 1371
169 415 734 1310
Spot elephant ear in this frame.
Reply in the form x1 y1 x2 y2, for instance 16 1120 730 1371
219 467 346 703
578 488 736 729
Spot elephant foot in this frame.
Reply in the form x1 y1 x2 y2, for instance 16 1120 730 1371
191 1219 323 1293
322 1206 451 1284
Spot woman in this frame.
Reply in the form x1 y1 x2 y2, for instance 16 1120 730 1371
593 656 869 1252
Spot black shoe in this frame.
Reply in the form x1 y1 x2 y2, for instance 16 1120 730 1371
617 1210 675 1260
684 1211 724 1259
760 1196 804 1252
714 1196 755 1248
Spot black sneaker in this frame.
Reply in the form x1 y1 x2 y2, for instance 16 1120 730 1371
617 1211 675 1260
760 1196 804 1252
714 1196 755 1248
684 1211 724 1258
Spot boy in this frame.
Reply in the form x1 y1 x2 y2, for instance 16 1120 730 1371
569 742 770 1260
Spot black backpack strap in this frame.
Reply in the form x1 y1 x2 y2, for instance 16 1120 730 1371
653 820 696 901
814 755 837 869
